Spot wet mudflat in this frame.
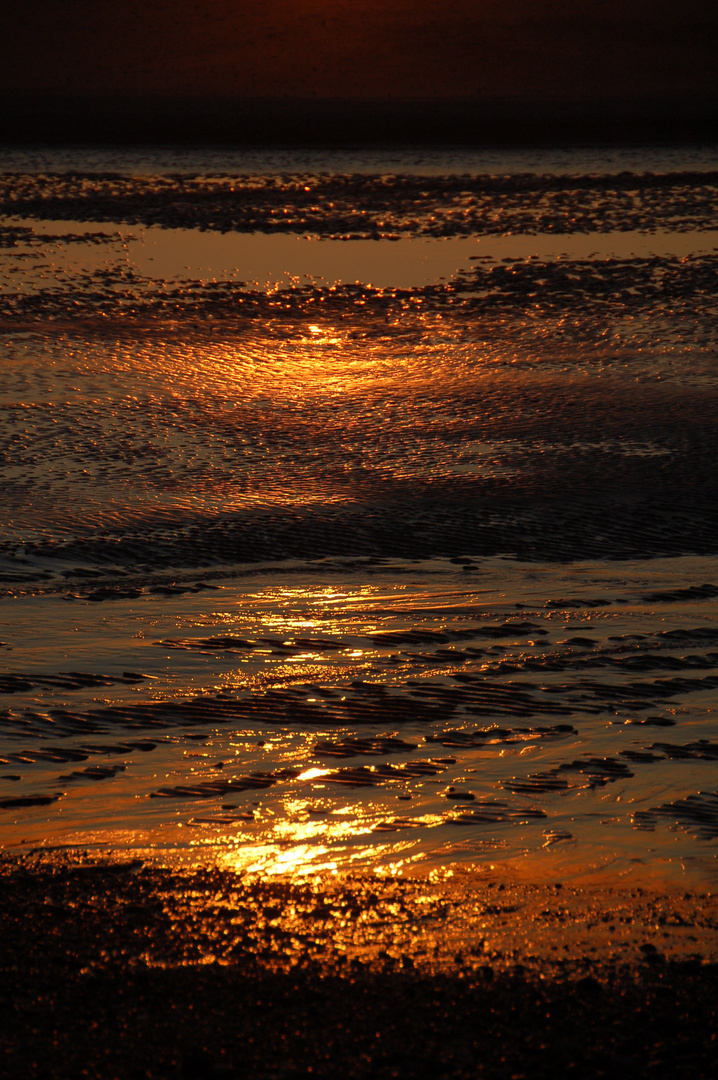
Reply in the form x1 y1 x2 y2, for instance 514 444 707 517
1 144 718 1076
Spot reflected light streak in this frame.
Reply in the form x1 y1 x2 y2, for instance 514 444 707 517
233 843 337 877
296 767 330 781
272 817 373 844
219 839 420 878
195 792 448 879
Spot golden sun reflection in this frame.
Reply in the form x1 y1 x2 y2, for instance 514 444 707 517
272 816 372 844
296 767 330 781
214 838 422 879
186 791 457 882
305 323 344 344
242 843 338 877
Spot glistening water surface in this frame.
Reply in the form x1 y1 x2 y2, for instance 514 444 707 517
1 145 717 887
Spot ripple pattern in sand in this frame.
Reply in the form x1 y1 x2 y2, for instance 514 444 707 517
0 566 716 881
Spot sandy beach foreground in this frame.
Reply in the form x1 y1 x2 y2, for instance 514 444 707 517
1 857 717 1079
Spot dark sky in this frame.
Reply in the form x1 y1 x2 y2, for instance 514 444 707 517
3 0 717 103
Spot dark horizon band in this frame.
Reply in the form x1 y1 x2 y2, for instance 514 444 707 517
2 94 717 146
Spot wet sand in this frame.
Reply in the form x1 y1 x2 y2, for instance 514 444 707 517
2 556 718 885
2 147 718 1077
2 858 718 1079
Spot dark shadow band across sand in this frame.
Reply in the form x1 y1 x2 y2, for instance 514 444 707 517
1 859 718 1079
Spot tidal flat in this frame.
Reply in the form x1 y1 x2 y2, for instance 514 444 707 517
1 144 718 1076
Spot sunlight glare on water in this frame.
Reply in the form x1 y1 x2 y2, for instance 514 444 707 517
1 147 718 890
